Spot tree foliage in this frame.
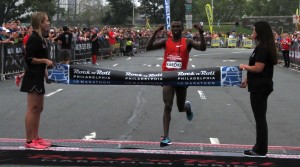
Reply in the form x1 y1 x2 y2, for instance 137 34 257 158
0 0 57 25
137 0 164 24
244 0 298 16
1 0 299 27
0 0 29 24
104 0 133 25
77 0 107 27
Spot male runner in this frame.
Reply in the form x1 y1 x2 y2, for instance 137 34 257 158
146 21 206 147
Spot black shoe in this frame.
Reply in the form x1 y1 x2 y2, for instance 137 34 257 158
184 101 193 121
244 150 266 157
46 79 52 84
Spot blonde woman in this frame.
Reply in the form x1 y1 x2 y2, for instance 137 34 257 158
20 12 54 149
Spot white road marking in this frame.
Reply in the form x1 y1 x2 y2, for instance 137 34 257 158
156 64 160 67
223 59 236 62
157 58 163 60
82 132 96 140
191 65 196 68
148 65 152 67
189 58 192 61
210 138 220 144
113 64 119 66
290 68 300 73
197 90 207 100
194 51 252 57
126 57 131 60
45 89 63 97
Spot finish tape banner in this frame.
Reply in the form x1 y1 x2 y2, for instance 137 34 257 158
48 64 242 86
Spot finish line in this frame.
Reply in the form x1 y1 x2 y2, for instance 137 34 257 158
0 138 299 167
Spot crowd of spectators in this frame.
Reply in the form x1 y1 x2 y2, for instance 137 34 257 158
2 19 300 50
1 20 254 48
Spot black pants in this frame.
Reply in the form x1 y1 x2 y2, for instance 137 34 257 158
282 50 290 67
250 91 271 155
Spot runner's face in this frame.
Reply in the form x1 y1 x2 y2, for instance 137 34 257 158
171 21 183 38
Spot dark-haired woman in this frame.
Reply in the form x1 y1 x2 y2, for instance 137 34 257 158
239 21 278 157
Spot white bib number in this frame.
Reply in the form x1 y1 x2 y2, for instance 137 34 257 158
166 61 182 69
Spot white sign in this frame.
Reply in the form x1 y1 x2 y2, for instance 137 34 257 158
293 15 299 24
185 15 193 21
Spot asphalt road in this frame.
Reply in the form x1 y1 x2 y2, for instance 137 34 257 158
1 47 299 148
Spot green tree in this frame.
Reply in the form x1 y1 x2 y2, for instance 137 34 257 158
170 0 185 22
244 0 298 16
0 0 29 24
0 0 58 25
138 0 164 24
105 0 133 25
77 0 107 27
23 0 57 23
193 0 246 23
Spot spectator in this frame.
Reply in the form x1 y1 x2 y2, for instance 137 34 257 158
0 27 13 44
107 27 116 60
280 33 291 68
90 27 100 65
54 26 73 64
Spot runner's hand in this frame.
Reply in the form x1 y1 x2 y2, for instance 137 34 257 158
194 24 204 34
156 25 164 32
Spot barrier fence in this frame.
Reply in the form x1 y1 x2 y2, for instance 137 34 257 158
0 37 149 80
288 44 300 67
197 37 255 49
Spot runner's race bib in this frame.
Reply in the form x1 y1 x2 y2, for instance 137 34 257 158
166 54 182 70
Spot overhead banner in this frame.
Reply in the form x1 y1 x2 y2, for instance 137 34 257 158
205 4 213 35
163 0 171 30
48 64 242 87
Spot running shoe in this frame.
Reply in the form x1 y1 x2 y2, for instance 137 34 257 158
36 137 51 147
160 136 172 147
184 101 193 121
25 139 48 150
15 75 20 86
244 150 266 157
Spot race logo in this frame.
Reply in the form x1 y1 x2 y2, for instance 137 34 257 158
48 64 69 84
220 66 242 86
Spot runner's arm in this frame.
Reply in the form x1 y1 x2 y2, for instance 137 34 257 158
146 25 166 51
187 24 206 51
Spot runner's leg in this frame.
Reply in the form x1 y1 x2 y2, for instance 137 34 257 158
175 87 187 112
162 86 175 137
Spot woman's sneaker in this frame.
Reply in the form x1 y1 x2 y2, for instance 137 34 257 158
244 150 266 157
160 136 172 147
36 137 51 147
25 139 48 150
184 101 193 121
